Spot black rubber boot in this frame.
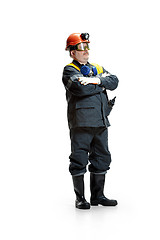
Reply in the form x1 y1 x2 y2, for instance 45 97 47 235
90 173 118 206
72 175 90 209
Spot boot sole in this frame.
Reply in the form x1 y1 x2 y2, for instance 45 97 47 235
91 200 118 206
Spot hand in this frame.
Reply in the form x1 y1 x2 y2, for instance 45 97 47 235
78 77 101 85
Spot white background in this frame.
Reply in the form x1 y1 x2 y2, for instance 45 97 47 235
0 0 160 239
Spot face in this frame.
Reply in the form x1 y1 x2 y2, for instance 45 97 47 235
70 43 89 64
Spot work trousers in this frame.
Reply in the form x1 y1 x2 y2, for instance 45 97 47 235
69 127 111 176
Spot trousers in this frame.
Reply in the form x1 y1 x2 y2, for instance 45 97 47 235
69 127 112 176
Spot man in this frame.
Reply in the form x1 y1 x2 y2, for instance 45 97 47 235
62 33 119 209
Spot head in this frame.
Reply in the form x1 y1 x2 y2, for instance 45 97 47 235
65 33 90 64
70 42 90 64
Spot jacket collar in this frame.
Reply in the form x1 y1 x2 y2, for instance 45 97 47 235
73 60 90 69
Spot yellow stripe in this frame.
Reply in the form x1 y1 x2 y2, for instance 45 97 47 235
67 62 103 74
67 63 80 71
91 63 103 74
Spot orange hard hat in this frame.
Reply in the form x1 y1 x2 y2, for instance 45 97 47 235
65 33 90 50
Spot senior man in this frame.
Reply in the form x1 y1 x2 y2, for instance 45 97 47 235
62 33 119 209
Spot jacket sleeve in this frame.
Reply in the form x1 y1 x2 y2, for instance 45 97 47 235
98 67 119 91
62 66 103 97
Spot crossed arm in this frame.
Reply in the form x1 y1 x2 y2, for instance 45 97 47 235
62 66 119 97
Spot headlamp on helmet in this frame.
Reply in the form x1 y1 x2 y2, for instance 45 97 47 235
80 33 90 41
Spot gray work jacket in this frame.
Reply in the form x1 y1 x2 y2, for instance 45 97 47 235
62 60 119 129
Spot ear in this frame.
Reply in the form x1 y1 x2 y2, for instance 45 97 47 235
70 50 75 57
